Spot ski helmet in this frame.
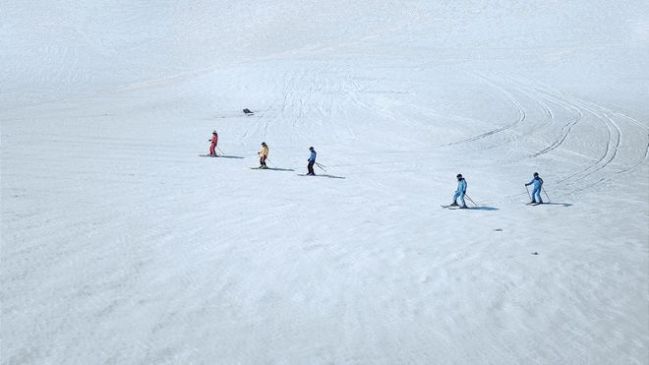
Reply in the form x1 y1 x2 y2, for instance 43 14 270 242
533 172 539 177
456 173 462 178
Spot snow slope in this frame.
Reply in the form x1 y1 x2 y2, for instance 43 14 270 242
2 1 648 364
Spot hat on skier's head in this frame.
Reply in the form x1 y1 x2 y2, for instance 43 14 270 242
533 172 539 177
261 142 267 146
213 130 217 134
456 174 462 178
309 146 314 151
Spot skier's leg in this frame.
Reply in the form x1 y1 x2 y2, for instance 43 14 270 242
209 144 215 156
459 192 467 208
451 192 459 206
535 188 543 203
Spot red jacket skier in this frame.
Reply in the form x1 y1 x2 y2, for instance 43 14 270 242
209 131 219 156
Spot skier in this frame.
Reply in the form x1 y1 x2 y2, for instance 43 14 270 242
307 146 317 176
450 174 468 208
208 131 219 156
525 172 544 204
258 142 269 169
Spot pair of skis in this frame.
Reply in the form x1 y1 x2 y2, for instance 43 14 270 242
440 204 469 209
442 193 478 209
251 168 345 179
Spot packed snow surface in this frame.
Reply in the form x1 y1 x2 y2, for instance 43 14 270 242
2 1 648 364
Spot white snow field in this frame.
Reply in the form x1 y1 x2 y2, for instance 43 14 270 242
2 1 649 364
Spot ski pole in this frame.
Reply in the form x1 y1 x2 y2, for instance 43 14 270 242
525 185 532 201
465 194 478 207
315 162 327 172
542 186 551 203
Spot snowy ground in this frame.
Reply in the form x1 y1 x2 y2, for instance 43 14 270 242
2 1 649 364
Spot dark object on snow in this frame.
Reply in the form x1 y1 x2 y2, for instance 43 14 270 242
243 108 253 115
531 252 539 255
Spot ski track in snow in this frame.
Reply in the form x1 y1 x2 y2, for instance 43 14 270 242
441 76 648 199
528 91 584 158
445 76 528 147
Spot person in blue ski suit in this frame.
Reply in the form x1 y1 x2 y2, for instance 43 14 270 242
307 147 317 175
450 174 467 208
525 172 544 204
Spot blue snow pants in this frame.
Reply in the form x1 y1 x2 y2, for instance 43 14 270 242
453 191 466 207
532 187 542 203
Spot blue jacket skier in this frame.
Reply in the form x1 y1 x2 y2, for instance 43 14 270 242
307 147 317 175
525 172 544 204
450 174 467 208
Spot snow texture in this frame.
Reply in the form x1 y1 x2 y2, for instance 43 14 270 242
2 1 648 364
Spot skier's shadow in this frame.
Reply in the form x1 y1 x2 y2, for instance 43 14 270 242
318 174 346 179
218 155 245 159
543 202 572 207
469 206 499 211
298 174 346 179
265 167 295 171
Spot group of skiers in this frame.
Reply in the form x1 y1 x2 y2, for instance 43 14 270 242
209 131 318 175
257 142 318 175
449 172 545 208
210 131 546 203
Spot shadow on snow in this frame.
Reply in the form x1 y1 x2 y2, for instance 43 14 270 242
542 202 572 207
468 206 499 211
297 174 346 179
